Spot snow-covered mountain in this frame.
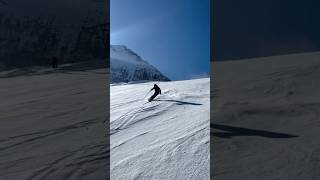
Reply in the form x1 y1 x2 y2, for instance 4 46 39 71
110 78 209 179
0 0 106 70
110 45 170 83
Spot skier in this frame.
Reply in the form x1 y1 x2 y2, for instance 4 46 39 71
148 84 161 102
51 56 58 68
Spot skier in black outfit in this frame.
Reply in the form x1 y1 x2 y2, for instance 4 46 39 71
51 56 58 68
148 84 161 102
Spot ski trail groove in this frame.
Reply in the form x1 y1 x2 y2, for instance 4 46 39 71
110 79 209 180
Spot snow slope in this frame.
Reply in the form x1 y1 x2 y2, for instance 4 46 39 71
0 66 107 179
110 78 210 180
110 45 170 83
212 52 320 179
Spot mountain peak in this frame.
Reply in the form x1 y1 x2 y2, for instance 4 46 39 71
110 45 148 65
110 45 170 83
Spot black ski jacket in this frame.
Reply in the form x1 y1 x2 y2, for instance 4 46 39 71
151 84 161 95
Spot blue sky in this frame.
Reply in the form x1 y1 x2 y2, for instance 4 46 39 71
111 0 210 80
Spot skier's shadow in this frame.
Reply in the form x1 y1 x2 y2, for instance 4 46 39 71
153 99 202 105
211 123 298 139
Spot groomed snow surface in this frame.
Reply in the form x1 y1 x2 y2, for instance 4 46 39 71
0 67 108 179
212 52 320 179
110 78 210 180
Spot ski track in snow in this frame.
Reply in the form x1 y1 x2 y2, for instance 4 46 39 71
0 69 107 180
212 52 320 180
110 78 210 180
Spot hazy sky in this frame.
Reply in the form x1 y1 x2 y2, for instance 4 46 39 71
111 0 210 80
214 0 320 60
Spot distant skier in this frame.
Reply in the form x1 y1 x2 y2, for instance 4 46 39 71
148 84 161 102
51 56 58 68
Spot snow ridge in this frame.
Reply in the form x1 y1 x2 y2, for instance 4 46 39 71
110 45 170 83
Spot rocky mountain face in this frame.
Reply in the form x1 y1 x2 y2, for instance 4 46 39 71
110 45 170 83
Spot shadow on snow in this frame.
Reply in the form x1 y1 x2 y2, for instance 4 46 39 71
211 123 298 139
153 99 203 106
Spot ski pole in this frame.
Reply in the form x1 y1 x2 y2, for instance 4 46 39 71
143 90 151 99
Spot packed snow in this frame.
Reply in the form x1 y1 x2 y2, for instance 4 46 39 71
110 78 210 180
0 66 107 179
212 52 320 179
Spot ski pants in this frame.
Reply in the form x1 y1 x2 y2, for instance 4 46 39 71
149 92 160 101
